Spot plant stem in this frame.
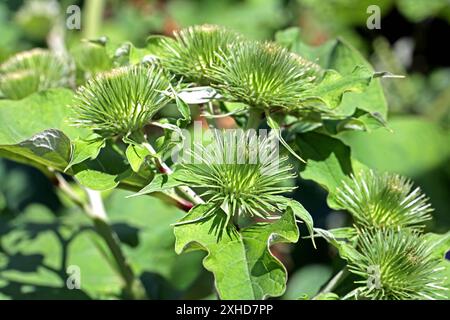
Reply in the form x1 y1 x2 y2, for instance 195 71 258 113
153 191 194 212
83 0 105 39
316 267 349 297
141 140 204 206
91 216 146 299
54 173 147 299
245 109 262 130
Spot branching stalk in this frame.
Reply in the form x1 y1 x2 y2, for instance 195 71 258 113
54 172 147 299
141 140 205 206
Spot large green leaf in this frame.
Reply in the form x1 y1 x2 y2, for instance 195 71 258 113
283 264 333 299
338 116 450 177
0 129 72 172
0 89 87 171
300 66 372 110
174 204 299 300
0 205 99 299
0 89 82 143
276 30 388 120
296 132 353 197
327 39 388 119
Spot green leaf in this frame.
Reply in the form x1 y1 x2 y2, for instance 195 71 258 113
0 204 113 299
283 264 333 299
130 168 198 198
74 169 120 191
0 89 87 171
66 135 106 171
313 228 360 262
322 109 390 134
296 132 353 199
72 141 146 192
105 190 205 298
300 66 372 110
125 144 150 173
313 292 340 300
174 204 299 299
338 116 450 177
286 199 315 248
0 192 204 299
275 31 388 120
0 89 84 143
0 129 72 172
175 96 191 126
327 39 388 119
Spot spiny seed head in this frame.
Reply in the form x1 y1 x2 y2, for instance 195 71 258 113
178 130 296 220
0 49 69 98
0 70 40 100
212 41 320 110
72 64 171 138
335 170 432 230
158 24 241 84
348 229 447 300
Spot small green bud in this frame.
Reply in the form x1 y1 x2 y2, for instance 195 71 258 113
335 170 432 230
72 64 171 138
347 229 446 300
0 48 69 99
158 24 241 84
212 41 320 110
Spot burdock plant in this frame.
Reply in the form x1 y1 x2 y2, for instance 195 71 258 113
72 63 171 139
1 19 447 301
157 24 240 84
212 41 320 111
335 169 433 230
175 130 296 225
72 62 205 207
346 229 447 300
317 170 446 301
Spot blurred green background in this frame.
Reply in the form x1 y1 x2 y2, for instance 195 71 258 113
0 0 449 299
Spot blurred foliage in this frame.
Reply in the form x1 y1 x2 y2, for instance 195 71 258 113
0 190 206 299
